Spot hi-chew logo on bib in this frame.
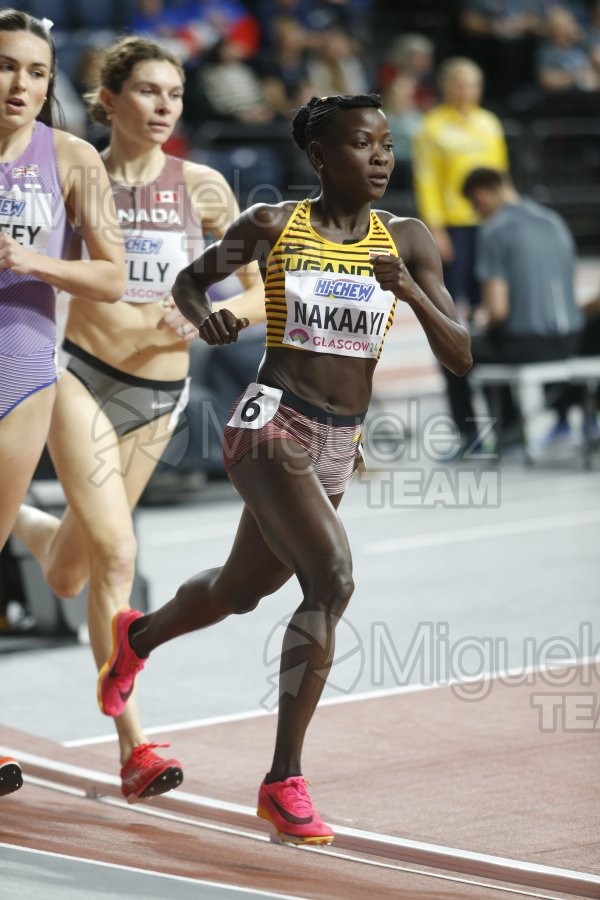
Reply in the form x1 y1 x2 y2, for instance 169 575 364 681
0 196 25 216
282 269 395 359
313 277 375 303
0 186 53 253
124 237 164 254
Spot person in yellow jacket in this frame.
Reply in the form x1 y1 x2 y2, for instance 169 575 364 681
413 57 508 447
413 57 508 304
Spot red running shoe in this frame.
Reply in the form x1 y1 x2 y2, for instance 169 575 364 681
0 757 23 797
97 608 146 717
121 743 183 803
257 775 334 845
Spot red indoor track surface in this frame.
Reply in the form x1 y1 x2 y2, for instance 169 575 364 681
1 663 599 899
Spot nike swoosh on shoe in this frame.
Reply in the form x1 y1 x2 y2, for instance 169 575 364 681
270 796 314 825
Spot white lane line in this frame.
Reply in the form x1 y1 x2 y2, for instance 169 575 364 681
141 485 600 547
0 750 118 787
61 655 599 748
63 708 272 747
4 764 598 899
7 785 571 899
0 841 305 899
0 746 250 818
20 777 272 846
364 508 600 554
327 828 600 897
300 845 565 900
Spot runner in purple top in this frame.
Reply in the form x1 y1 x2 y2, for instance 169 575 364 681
0 9 124 800
0 9 123 552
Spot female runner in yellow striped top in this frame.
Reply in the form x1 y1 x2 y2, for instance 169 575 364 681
97 92 472 844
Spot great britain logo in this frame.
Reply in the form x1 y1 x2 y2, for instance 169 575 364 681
12 165 39 178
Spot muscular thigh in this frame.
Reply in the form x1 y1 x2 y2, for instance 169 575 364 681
47 372 134 544
214 505 293 605
117 412 182 510
0 384 55 548
227 439 350 589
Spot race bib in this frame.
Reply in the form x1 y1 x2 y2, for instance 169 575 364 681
0 186 53 255
281 269 396 359
227 382 283 430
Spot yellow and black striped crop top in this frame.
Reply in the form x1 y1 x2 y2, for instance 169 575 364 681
264 199 398 360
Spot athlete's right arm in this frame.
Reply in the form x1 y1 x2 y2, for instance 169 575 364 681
172 203 289 345
0 136 124 302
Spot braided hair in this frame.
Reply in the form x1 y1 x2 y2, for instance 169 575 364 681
292 94 383 155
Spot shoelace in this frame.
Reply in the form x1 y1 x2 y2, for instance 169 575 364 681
121 649 146 677
279 777 314 815
129 742 170 766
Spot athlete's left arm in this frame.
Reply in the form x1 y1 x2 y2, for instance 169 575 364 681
183 163 265 326
373 217 473 376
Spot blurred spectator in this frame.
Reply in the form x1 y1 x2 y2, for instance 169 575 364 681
460 0 537 40
253 0 372 47
589 1 600 82
183 34 288 206
412 58 508 308
532 0 590 27
253 0 316 48
253 15 314 116
381 72 423 191
458 166 584 450
187 1 261 57
131 0 260 60
54 68 88 138
72 46 107 144
378 33 437 111
306 25 369 97
412 58 508 444
535 6 598 93
186 37 276 124
132 0 190 37
73 46 105 94
131 0 196 57
458 0 539 104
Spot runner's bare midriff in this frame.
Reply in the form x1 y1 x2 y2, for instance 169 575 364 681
65 296 190 380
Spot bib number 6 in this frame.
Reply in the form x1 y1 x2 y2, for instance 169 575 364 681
228 382 283 430
240 391 264 423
